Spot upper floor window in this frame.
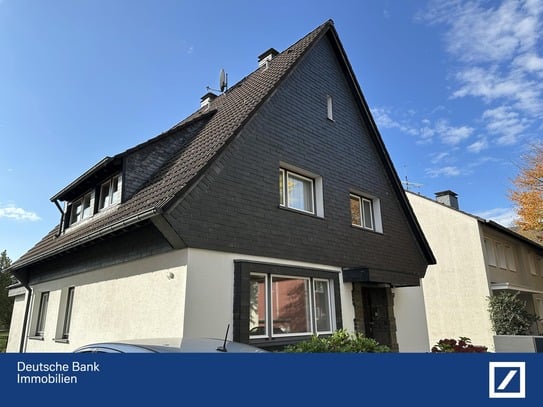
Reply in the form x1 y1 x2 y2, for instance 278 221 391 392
67 173 122 227
99 174 122 210
70 191 95 225
484 238 517 272
350 193 382 233
279 169 314 214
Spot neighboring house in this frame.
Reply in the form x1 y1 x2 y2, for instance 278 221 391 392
395 190 543 352
6 20 435 353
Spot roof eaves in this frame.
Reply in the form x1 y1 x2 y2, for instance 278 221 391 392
9 207 159 272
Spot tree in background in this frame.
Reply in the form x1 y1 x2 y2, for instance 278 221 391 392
0 250 14 329
509 143 543 241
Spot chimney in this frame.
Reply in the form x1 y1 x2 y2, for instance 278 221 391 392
258 48 279 67
200 91 217 108
435 190 459 210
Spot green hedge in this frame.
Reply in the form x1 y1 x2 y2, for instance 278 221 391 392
283 329 391 353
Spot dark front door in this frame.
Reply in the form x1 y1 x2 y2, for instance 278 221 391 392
362 286 392 348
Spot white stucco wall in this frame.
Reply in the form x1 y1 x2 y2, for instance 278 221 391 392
22 250 188 352
11 247 354 352
406 193 495 351
6 291 28 352
183 248 353 339
393 286 430 352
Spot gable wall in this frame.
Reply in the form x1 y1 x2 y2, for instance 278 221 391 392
167 36 428 276
405 192 495 350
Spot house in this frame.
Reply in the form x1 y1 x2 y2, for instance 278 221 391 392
394 190 543 352
6 20 435 353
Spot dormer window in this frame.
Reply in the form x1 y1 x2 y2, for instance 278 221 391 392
99 174 122 210
69 191 95 225
66 173 122 227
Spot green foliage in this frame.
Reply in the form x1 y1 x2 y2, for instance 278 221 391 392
283 329 391 353
487 291 540 335
0 250 14 329
0 331 8 353
431 337 487 353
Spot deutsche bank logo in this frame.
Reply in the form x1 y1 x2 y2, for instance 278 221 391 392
489 362 526 398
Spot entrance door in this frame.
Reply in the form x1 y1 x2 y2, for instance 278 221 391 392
361 286 392 348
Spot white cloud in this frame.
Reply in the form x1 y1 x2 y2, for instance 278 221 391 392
467 138 488 153
482 106 530 145
473 207 519 227
421 0 543 135
434 119 473 145
0 205 40 221
425 165 462 178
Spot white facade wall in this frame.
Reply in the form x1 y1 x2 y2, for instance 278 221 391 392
9 248 354 352
19 250 188 353
393 286 430 352
405 193 495 351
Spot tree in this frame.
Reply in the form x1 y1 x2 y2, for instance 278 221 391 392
0 250 14 329
509 143 543 240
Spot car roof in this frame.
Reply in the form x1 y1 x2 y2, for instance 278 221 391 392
73 337 268 353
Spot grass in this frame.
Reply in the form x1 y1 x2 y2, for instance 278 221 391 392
0 330 8 353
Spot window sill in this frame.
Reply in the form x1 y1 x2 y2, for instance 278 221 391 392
278 205 324 219
350 224 383 234
54 338 70 344
28 336 45 341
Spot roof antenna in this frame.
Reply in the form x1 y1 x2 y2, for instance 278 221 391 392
401 175 423 192
216 323 230 352
206 68 228 94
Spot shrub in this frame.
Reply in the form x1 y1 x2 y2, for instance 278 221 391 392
431 337 487 353
487 291 540 335
283 329 391 353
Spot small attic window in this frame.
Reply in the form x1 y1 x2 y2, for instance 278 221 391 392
327 95 334 121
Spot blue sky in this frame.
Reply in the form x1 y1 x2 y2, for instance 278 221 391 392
1 0 542 261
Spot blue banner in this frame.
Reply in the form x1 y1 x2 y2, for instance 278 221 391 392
1 353 541 405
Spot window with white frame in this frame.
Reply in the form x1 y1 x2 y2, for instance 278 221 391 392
99 174 122 210
485 238 517 272
34 292 49 337
248 272 334 339
279 167 323 216
70 191 95 225
350 194 374 230
350 193 383 233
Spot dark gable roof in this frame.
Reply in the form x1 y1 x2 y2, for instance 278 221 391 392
11 19 435 271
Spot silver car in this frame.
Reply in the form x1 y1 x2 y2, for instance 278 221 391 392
73 337 267 353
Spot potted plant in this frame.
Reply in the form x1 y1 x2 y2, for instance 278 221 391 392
488 291 541 352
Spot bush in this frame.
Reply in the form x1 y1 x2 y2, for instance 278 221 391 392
283 329 391 353
488 291 540 335
431 337 487 353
